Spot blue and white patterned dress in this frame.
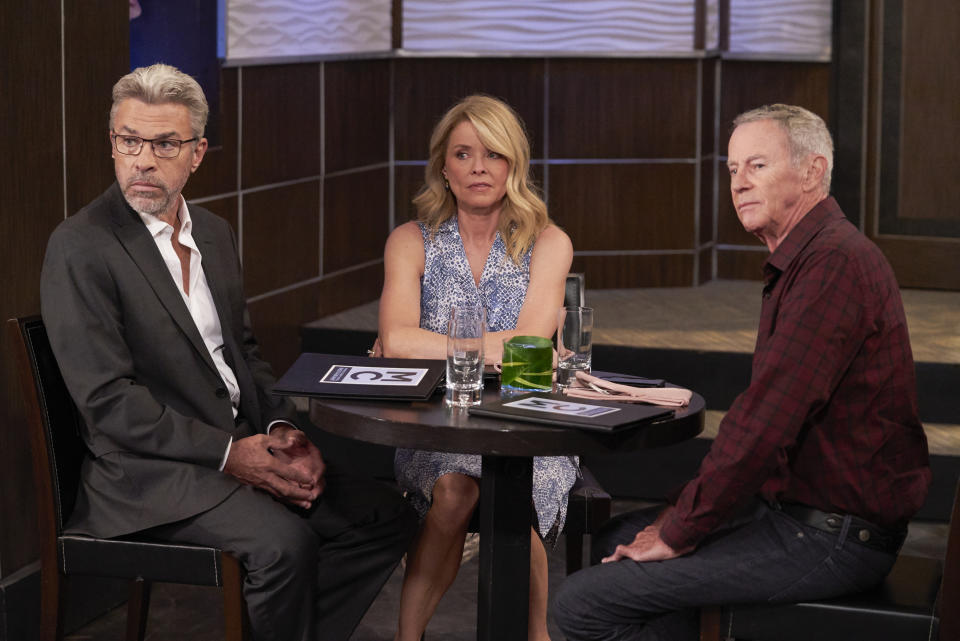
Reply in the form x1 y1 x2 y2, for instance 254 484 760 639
394 216 579 542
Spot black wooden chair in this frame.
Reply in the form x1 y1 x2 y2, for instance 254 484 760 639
699 477 960 641
9 316 250 641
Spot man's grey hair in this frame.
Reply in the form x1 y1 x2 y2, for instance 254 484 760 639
733 103 833 193
110 63 209 139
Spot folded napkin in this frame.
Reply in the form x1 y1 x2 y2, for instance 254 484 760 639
563 371 692 407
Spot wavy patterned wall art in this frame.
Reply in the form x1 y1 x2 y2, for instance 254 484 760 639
226 0 391 61
403 0 697 54
729 0 831 58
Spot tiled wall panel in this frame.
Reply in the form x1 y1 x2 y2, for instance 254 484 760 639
699 159 715 246
241 64 322 188
395 164 428 225
325 60 390 173
548 59 699 159
189 68 239 199
249 281 325 372
63 1 128 214
323 168 390 274
549 164 696 251
571 254 694 289
393 58 545 161
198 195 239 239
243 181 321 297
718 60 830 150
717 248 767 280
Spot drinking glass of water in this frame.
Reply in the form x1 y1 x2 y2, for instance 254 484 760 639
445 305 486 407
556 306 593 390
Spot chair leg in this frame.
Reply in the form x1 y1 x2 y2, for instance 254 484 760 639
566 532 585 574
38 566 66 641
222 552 250 641
699 605 723 641
125 577 152 641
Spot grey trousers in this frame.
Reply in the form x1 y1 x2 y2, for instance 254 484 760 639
552 501 897 641
148 468 418 641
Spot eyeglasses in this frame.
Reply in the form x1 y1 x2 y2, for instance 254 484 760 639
111 132 198 158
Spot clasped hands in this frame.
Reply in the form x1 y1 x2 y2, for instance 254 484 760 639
601 507 694 564
224 424 325 509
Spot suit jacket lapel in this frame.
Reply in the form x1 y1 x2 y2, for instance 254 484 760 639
106 184 219 376
191 210 264 426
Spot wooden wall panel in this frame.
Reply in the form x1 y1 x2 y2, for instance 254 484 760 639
242 64 321 187
316 262 384 318
188 67 239 199
701 58 717 156
875 238 960 291
324 168 390 273
549 164 696 251
325 60 390 173
719 60 831 151
194 196 239 239
698 247 713 285
249 262 384 373
0 0 67 581
549 59 699 159
898 1 959 223
395 164 427 225
393 58 545 160
249 281 324 373
571 255 694 289
699 159 715 245
63 0 128 215
243 181 320 297
717 249 767 280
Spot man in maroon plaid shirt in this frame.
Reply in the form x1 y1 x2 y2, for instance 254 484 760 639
554 104 932 641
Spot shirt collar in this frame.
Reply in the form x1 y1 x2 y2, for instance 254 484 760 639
763 196 844 284
137 196 191 238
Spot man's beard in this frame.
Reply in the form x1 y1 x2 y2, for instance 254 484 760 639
122 175 175 217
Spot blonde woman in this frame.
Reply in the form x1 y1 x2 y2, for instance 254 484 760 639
378 95 577 640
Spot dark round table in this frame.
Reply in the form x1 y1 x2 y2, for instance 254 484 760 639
310 386 705 641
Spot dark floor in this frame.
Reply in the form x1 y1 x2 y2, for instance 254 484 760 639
66 499 948 641
66 521 571 640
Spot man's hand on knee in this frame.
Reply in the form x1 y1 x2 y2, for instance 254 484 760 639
602 508 693 563
224 433 322 509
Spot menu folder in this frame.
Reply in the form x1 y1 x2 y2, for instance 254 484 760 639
272 353 446 401
468 393 674 432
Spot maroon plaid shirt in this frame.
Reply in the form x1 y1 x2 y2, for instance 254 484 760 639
661 197 931 551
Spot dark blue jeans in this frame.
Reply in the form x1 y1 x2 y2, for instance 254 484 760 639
552 501 897 640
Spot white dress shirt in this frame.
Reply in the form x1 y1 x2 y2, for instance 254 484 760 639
138 198 240 468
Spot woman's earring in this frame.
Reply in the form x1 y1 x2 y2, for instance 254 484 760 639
443 178 450 190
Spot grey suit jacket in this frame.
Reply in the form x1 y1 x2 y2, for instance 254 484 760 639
40 183 296 538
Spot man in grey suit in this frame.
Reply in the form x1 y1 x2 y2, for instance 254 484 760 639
40 63 417 641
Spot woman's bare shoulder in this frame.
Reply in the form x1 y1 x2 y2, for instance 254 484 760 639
389 220 424 240
535 223 573 252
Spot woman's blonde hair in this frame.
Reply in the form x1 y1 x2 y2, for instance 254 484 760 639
413 94 549 263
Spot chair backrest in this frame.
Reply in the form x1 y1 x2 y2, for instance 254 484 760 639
9 316 87 536
564 273 585 308
940 477 960 640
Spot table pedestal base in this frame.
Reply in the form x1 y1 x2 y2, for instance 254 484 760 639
478 455 533 641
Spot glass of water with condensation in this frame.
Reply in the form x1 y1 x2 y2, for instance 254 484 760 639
556 306 593 390
445 305 486 407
